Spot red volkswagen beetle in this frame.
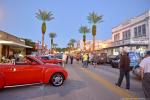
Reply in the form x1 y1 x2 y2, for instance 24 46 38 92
0 56 68 89
37 55 63 65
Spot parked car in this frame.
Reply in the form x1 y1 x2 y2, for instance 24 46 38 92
55 53 63 59
110 55 120 68
0 56 68 89
37 55 63 65
97 53 107 64
107 55 118 64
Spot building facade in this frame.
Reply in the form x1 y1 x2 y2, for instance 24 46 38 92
110 10 150 55
0 31 31 62
77 40 103 51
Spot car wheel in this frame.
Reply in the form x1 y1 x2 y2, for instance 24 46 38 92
50 73 64 86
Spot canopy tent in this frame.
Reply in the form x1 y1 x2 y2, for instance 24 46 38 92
0 40 32 48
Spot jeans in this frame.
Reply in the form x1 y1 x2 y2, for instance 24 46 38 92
83 61 88 68
117 68 130 89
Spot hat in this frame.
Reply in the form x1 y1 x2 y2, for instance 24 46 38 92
146 51 150 55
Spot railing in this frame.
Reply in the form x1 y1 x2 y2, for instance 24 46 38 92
112 37 149 47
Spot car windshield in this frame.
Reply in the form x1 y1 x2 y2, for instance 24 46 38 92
28 56 44 65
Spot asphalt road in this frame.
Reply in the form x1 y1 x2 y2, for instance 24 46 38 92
0 61 146 100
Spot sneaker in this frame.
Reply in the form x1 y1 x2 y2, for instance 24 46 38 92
115 83 120 87
126 87 130 90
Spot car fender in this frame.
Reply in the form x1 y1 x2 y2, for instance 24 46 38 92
0 73 5 89
43 68 65 83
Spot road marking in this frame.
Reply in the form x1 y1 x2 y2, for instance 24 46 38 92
80 68 138 99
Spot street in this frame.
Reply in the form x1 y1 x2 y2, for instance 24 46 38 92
0 61 145 100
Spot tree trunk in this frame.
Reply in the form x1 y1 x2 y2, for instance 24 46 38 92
42 33 45 52
83 35 86 51
92 25 96 51
93 35 95 51
84 41 86 50
51 38 53 54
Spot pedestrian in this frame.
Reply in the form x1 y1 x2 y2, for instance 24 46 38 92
70 55 74 64
66 55 68 64
93 53 98 68
139 51 150 98
62 53 67 67
82 53 88 68
89 53 94 65
116 50 130 89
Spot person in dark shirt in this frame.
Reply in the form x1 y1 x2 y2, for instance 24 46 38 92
116 51 130 89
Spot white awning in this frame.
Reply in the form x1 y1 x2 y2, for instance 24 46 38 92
0 40 32 48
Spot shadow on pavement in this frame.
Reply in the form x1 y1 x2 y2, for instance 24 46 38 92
0 79 86 100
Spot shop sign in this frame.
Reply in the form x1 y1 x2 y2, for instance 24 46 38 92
130 39 148 44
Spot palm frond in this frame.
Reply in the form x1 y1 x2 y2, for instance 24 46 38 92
36 9 54 21
69 38 76 44
49 32 57 38
87 12 103 24
79 26 90 35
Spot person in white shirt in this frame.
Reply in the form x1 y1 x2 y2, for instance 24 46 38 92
62 53 67 67
139 51 150 98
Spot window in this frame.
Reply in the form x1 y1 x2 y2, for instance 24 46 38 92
122 30 130 40
138 26 142 36
134 27 137 37
134 24 146 37
142 24 146 36
127 30 131 39
114 33 120 41
41 56 49 60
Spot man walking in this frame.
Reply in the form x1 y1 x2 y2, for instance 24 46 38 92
139 51 150 99
116 51 130 89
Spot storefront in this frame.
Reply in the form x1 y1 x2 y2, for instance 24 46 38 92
0 31 32 62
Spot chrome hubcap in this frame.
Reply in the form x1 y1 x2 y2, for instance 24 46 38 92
53 74 63 86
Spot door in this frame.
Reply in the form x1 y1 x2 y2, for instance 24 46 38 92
5 63 43 86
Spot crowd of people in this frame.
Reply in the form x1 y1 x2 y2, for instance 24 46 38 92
62 52 99 68
1 53 23 64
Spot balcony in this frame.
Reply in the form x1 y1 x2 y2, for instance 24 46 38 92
112 37 149 47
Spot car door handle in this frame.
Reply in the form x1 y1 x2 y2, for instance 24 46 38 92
13 68 16 72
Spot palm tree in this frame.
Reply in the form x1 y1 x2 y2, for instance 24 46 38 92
69 39 76 49
36 9 54 51
79 26 90 50
87 12 103 51
49 32 57 53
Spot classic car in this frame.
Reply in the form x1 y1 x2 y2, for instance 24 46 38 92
0 56 68 89
37 55 63 65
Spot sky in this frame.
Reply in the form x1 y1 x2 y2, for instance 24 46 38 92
0 0 150 48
